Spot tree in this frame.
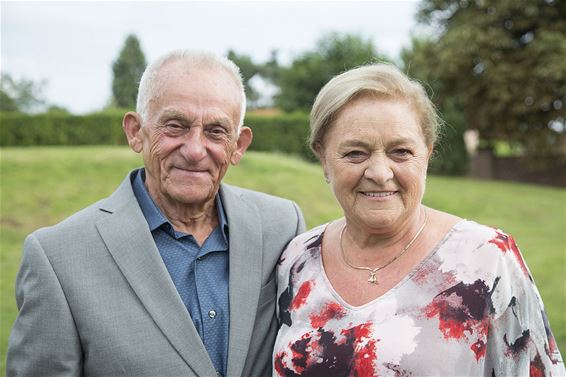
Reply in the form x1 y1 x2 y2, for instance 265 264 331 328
112 34 147 109
275 32 389 112
227 50 261 107
402 37 470 175
0 73 46 112
416 0 566 155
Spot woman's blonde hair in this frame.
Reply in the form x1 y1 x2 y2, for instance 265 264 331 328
309 63 441 158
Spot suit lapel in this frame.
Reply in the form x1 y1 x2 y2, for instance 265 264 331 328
95 173 216 376
221 184 263 377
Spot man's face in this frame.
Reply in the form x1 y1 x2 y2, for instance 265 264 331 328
125 62 251 210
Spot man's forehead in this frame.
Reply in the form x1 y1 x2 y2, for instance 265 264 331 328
159 61 237 86
157 108 233 125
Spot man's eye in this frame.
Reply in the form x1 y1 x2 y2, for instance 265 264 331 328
207 127 228 136
166 123 183 130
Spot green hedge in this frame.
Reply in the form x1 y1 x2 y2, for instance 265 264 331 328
0 110 469 174
0 112 127 146
0 111 315 160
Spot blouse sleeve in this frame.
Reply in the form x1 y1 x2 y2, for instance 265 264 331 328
484 231 564 376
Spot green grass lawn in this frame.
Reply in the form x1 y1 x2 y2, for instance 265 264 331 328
1 146 565 372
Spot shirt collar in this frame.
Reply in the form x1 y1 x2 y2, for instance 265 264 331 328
132 168 229 242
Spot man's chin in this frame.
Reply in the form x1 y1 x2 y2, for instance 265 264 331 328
167 188 216 206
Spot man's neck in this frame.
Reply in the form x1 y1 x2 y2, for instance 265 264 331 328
153 193 219 247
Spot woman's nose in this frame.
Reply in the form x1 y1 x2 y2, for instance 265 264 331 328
363 155 394 183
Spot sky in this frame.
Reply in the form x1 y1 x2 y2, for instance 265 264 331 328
1 1 420 114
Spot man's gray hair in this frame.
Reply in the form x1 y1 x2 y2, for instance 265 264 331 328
136 49 247 130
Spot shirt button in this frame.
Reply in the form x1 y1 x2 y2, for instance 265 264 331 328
208 310 217 319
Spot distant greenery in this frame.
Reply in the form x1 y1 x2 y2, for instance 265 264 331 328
111 34 147 109
1 147 564 373
415 0 566 155
0 110 313 158
274 32 390 112
0 73 46 113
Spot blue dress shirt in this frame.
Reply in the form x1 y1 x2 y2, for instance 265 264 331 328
132 169 229 376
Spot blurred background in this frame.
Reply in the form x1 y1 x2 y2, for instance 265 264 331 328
1 0 565 373
2 0 565 183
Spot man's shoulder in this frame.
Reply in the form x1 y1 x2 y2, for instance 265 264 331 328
221 183 296 207
32 172 135 240
220 184 303 232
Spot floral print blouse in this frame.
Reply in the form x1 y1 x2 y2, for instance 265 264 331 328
273 220 564 376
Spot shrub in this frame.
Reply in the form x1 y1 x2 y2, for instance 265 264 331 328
0 112 126 146
429 102 470 175
0 111 316 160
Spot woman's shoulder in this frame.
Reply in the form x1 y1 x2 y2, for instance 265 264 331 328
445 218 512 246
278 223 328 268
438 219 532 280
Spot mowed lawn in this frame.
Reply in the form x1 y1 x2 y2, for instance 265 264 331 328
1 146 565 371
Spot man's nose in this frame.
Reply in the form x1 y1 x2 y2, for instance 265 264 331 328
363 154 394 183
179 127 207 161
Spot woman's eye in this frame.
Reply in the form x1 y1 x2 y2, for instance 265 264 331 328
392 149 412 157
344 150 366 159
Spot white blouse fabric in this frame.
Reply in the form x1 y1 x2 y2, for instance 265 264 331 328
273 220 564 376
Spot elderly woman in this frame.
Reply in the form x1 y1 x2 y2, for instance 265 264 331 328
273 64 564 376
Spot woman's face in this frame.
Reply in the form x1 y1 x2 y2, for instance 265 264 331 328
320 95 432 233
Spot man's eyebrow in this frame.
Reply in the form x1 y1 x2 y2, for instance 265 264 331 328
158 110 191 124
206 117 232 128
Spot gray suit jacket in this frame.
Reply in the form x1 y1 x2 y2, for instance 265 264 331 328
7 171 305 377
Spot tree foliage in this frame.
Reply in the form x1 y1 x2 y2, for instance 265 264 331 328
402 38 469 175
227 50 261 107
274 32 389 112
112 34 147 109
415 0 566 154
0 73 46 112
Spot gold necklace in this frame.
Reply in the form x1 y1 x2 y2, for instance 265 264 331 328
339 209 428 284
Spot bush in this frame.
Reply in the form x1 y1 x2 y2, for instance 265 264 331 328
0 111 316 160
1 110 474 173
245 112 314 160
0 111 126 146
429 102 470 175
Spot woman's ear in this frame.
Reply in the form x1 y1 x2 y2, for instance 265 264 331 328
427 144 434 159
230 126 253 165
123 112 144 153
315 143 331 183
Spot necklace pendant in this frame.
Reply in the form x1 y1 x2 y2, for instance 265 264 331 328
368 271 378 284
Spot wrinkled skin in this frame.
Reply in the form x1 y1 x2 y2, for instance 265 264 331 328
122 61 252 236
319 95 432 238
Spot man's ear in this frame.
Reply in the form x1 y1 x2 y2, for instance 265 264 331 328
230 126 253 165
123 112 144 153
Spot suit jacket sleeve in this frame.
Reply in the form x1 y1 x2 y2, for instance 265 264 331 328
7 233 82 377
292 201 306 236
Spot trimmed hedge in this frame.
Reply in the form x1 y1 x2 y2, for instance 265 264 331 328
0 110 470 174
0 112 126 146
0 111 315 160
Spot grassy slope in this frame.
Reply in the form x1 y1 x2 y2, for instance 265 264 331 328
1 146 564 371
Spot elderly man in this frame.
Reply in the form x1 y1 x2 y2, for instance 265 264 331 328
7 50 305 377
